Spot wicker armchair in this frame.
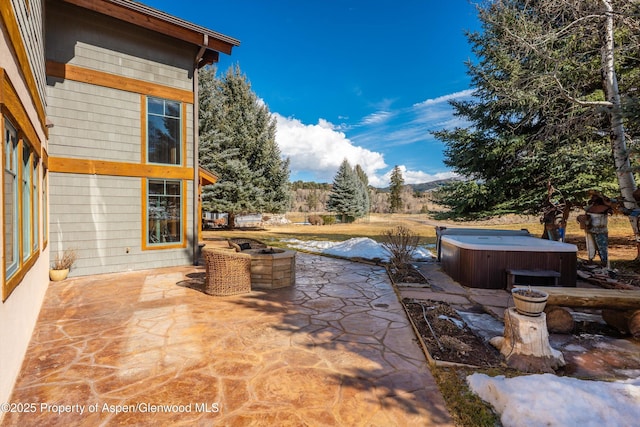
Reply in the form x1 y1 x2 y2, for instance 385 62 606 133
202 248 251 296
228 238 268 252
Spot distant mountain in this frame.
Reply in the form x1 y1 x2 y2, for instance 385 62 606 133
375 177 459 193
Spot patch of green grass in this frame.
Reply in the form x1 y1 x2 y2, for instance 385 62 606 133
431 367 501 427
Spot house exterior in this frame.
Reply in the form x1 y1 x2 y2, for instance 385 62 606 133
1 0 238 412
46 0 238 276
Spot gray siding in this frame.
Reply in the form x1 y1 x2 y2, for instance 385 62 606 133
47 81 194 167
50 174 194 277
46 3 195 91
185 103 194 166
11 0 47 106
46 80 141 161
46 2 198 276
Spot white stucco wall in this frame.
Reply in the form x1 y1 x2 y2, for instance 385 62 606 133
0 0 49 415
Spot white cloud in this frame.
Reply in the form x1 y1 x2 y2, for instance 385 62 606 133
413 88 475 108
271 88 473 186
359 110 393 125
373 165 458 187
274 113 387 182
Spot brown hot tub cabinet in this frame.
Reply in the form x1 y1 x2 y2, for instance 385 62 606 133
440 234 577 289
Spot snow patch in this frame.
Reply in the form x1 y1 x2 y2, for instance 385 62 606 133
282 237 433 261
467 373 640 427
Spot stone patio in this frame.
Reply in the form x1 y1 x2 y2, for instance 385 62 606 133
1 253 453 426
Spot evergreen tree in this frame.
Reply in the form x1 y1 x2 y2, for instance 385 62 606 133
199 65 290 227
433 0 640 219
327 159 366 221
354 164 371 216
389 165 404 213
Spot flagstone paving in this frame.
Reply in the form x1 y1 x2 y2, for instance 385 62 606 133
2 253 453 426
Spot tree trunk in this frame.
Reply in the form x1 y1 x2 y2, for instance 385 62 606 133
600 0 640 257
490 308 565 373
227 212 236 230
544 306 574 334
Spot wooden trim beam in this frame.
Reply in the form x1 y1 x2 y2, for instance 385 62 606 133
49 156 194 180
46 61 194 104
0 69 43 156
0 1 48 137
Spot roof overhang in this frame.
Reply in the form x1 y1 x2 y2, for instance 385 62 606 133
199 167 218 186
60 0 240 63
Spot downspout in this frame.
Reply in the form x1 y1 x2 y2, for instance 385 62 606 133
193 35 208 265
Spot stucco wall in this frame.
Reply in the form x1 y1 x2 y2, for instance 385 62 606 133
0 0 49 415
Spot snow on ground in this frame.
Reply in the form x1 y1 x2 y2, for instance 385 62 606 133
282 237 433 261
467 373 640 427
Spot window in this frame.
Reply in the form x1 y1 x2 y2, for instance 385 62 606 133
147 97 181 165
42 168 47 246
22 145 32 261
146 179 182 246
4 119 19 279
32 152 39 252
3 116 39 285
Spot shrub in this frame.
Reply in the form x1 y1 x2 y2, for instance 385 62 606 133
308 214 324 225
381 226 419 273
321 215 336 225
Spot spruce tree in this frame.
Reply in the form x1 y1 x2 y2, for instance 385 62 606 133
354 164 371 217
327 159 364 222
389 165 404 213
199 65 290 227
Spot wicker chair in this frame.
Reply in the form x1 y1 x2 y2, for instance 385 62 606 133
228 238 268 252
202 248 251 296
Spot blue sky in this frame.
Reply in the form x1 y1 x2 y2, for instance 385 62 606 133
146 0 480 186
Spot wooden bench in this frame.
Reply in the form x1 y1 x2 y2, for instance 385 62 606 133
535 286 640 338
506 269 561 290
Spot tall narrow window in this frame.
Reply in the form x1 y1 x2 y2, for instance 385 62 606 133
147 179 182 245
147 97 181 165
32 155 39 252
4 119 19 279
43 168 47 245
22 144 32 261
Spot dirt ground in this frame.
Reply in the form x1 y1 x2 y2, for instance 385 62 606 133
403 300 504 367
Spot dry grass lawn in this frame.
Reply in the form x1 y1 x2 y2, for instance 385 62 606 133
202 212 640 270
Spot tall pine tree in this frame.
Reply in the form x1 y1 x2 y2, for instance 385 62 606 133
389 166 404 213
199 65 290 227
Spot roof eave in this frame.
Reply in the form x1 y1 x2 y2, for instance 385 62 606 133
60 0 240 57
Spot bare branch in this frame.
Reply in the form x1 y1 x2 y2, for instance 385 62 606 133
551 75 614 107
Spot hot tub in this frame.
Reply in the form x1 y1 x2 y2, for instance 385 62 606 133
435 226 532 261
440 234 577 289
